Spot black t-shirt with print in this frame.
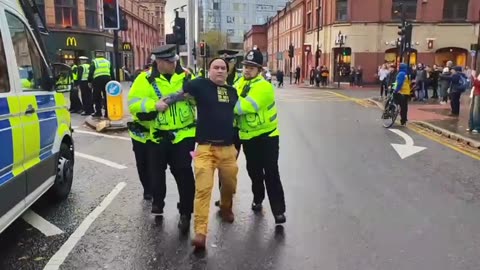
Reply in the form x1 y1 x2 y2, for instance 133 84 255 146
183 77 238 145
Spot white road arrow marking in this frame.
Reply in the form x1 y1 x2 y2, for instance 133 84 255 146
389 129 427 159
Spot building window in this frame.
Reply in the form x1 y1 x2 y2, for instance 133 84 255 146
85 0 98 29
443 0 468 21
55 0 78 27
392 0 417 20
307 13 312 29
336 0 348 21
6 11 50 92
227 16 234 23
213 2 219 10
0 29 9 93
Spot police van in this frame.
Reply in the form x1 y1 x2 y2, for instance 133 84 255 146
0 0 75 233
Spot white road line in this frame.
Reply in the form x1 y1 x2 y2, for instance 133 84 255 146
73 129 130 141
75 152 127 169
43 182 127 270
21 210 64 237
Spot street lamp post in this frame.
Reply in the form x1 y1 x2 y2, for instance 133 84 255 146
474 9 480 70
335 31 346 88
315 0 322 68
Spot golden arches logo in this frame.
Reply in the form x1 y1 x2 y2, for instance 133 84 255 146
123 43 131 51
66 37 77 47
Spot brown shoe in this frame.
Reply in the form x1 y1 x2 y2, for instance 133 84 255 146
191 234 206 249
220 207 234 223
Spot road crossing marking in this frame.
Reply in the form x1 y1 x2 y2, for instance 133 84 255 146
73 129 130 141
21 210 64 237
75 152 127 169
43 182 127 270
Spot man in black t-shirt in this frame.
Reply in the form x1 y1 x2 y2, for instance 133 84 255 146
164 58 239 250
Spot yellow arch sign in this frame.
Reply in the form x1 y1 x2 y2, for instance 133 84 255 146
66 37 77 47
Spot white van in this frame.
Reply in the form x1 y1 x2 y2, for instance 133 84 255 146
0 0 75 234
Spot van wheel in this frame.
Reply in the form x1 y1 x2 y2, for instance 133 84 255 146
47 143 74 202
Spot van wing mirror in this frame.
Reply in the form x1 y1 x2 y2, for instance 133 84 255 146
51 63 73 92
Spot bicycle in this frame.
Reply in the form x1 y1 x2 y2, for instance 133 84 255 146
381 90 400 128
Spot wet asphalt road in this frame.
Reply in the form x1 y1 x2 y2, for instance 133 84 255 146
1 87 480 270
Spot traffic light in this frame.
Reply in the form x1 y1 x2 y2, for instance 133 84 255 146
342 48 351 56
103 0 120 30
199 42 206 57
288 44 294 58
404 23 413 45
192 47 196 57
397 24 406 37
206 44 210 57
119 9 128 31
174 17 186 45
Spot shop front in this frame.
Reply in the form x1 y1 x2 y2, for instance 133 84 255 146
41 31 114 64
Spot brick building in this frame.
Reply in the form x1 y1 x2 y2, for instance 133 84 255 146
119 0 163 70
253 0 479 83
265 0 305 76
36 0 162 71
304 0 480 83
244 25 268 65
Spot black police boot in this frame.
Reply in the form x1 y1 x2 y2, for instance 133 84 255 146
151 204 163 216
274 214 286 224
178 214 191 233
251 202 263 212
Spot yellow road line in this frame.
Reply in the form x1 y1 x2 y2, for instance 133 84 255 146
408 123 480 160
325 91 370 108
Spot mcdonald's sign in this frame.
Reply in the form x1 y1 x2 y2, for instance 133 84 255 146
66 37 77 47
122 42 132 51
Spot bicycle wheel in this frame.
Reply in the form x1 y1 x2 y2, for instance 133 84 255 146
382 103 398 128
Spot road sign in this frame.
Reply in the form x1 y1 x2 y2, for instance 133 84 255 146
105 80 123 121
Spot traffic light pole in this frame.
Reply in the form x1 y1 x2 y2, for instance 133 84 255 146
474 9 480 70
175 10 180 55
113 30 120 81
193 39 197 73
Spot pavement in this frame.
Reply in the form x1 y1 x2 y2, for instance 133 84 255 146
2 84 480 269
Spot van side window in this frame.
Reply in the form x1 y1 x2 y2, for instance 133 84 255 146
0 30 9 93
5 11 50 92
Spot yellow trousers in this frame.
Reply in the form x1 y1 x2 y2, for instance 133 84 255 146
193 144 238 235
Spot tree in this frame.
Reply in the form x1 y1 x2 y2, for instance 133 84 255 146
199 30 228 58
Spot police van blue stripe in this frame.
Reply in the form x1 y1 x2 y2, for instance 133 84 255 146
38 110 57 160
0 119 14 185
0 97 9 116
36 94 56 109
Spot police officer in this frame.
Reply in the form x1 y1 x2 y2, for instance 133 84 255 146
234 48 286 224
76 56 93 116
128 45 196 232
88 51 114 118
69 61 83 113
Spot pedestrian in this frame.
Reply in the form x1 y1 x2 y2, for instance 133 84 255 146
393 63 412 126
378 64 390 99
467 72 480 133
448 66 469 116
277 70 284 87
165 57 240 249
76 56 94 116
88 51 114 118
438 67 451 104
234 48 287 224
128 44 196 232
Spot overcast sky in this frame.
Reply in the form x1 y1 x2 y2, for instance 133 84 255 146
164 0 188 34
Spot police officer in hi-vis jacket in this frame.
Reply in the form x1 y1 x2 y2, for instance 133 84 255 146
234 48 286 224
128 45 196 232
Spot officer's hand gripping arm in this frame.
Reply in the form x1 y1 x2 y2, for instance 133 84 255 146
128 75 158 121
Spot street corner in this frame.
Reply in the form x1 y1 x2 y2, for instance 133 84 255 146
84 115 130 133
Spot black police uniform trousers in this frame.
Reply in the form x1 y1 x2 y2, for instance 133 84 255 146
242 132 286 215
79 80 94 114
92 75 111 117
148 137 196 215
69 83 83 112
132 139 151 196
